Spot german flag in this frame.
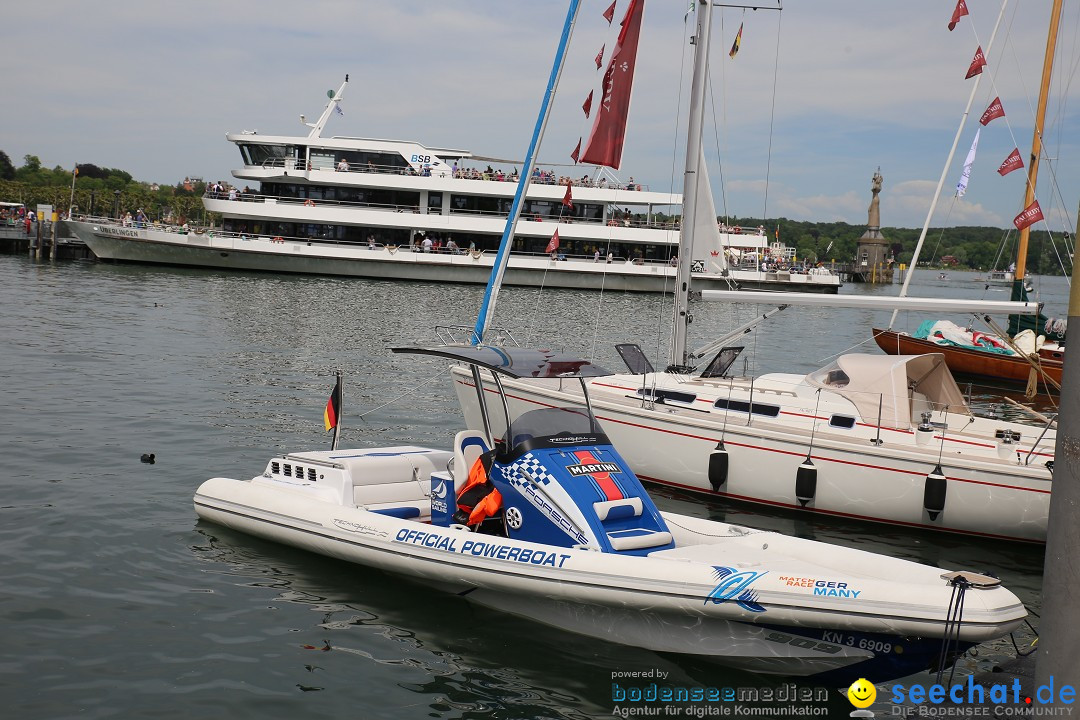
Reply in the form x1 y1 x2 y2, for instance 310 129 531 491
324 376 341 431
729 22 743 59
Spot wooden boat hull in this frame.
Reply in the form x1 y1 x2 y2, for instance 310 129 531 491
872 327 1062 387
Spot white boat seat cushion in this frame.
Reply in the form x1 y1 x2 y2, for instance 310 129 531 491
594 497 643 522
606 528 673 551
453 430 489 480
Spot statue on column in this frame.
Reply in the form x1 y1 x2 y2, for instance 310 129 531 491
868 169 883 229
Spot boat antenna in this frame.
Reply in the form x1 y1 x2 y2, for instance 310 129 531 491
473 1 582 345
888 0 1010 329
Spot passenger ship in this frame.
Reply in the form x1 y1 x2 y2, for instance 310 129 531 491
66 77 839 294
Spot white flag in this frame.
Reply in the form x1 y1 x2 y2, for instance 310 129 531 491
334 104 344 117
956 128 980 197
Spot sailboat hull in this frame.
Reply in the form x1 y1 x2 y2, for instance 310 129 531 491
872 327 1063 387
452 368 1053 543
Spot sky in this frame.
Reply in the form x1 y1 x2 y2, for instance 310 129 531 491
4 0 1080 231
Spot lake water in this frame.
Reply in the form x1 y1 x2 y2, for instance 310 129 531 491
1 255 1064 719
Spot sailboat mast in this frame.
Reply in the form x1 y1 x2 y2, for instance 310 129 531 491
472 0 582 345
671 0 714 370
1013 0 1064 283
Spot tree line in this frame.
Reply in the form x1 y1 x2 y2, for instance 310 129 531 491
0 151 211 225
0 150 1068 274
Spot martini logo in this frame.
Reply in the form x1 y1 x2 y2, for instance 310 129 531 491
567 462 622 477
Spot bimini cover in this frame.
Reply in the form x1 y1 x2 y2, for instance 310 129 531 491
805 353 970 429
392 345 612 379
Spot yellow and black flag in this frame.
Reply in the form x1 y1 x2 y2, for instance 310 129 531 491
729 22 743 59
324 376 342 432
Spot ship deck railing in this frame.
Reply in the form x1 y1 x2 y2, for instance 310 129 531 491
204 190 678 230
249 158 651 192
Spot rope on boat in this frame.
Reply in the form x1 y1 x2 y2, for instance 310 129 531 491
355 370 446 422
936 573 973 687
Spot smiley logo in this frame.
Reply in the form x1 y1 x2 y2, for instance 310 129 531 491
847 678 876 708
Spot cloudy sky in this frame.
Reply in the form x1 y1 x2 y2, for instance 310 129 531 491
4 1 1079 230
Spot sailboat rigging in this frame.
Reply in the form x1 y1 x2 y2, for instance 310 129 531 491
872 0 1069 393
452 0 1056 543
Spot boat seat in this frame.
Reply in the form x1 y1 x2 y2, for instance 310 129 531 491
354 480 430 507
606 528 674 551
594 497 643 522
452 430 489 481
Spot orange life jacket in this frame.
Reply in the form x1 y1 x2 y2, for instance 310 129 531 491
456 454 503 527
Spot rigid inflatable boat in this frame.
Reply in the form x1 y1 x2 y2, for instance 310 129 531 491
194 345 1026 683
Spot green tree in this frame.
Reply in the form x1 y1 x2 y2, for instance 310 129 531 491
0 150 14 180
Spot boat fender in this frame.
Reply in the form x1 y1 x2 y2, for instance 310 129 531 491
708 441 729 491
923 465 948 521
795 458 816 506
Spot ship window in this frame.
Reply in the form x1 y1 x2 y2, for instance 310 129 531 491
713 399 780 417
308 468 317 481
239 143 287 167
309 151 335 171
635 388 696 405
271 462 280 474
829 415 856 429
283 464 293 477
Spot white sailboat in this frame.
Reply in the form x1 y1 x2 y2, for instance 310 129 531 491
453 0 1055 543
193 1 1027 684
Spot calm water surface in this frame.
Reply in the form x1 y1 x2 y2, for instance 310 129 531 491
1 256 1061 718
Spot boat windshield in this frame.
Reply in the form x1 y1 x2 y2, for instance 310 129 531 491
505 405 603 450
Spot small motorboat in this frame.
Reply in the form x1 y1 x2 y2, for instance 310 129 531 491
194 345 1026 683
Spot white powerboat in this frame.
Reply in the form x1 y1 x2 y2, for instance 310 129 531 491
194 345 1026 683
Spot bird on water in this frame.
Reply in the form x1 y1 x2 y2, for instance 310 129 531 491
140 453 155 464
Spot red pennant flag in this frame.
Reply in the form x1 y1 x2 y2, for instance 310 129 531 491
603 1 616 24
595 44 605 70
323 376 341 431
582 90 593 119
581 0 644 169
965 46 986 79
979 97 1005 126
570 138 581 163
997 148 1024 176
562 180 574 209
546 229 560 254
1013 200 1044 231
948 0 969 31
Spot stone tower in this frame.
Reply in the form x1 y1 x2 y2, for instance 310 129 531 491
852 169 894 283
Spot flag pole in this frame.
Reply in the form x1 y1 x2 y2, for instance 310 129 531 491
888 0 1009 328
472 0 582 345
331 369 342 451
68 165 78 219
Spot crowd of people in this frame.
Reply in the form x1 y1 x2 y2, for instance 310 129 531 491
448 163 642 190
